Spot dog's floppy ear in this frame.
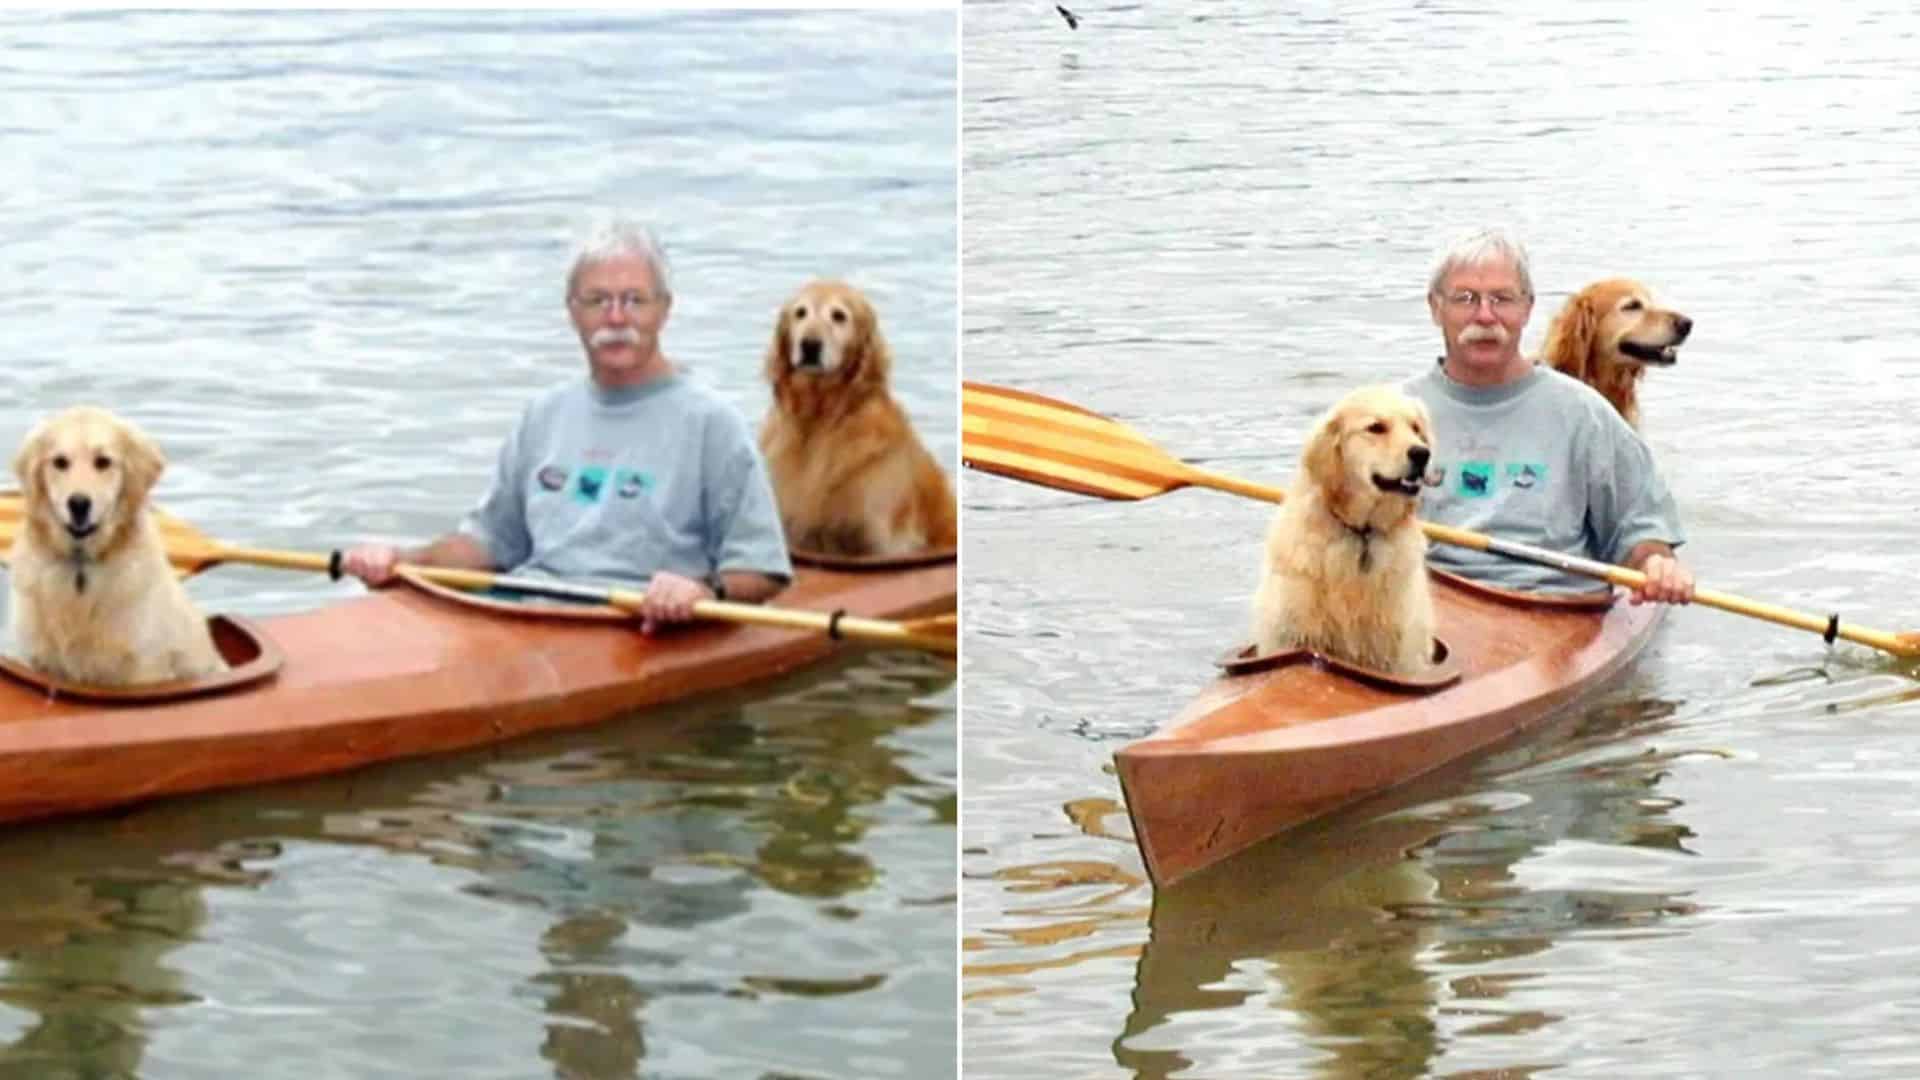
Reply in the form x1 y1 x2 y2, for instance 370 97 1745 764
844 289 891 387
1301 407 1346 498
1412 397 1434 442
1542 289 1599 380
764 300 793 388
11 420 49 503
116 419 167 509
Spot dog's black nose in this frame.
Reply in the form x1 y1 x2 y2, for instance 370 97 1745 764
67 494 91 525
1408 445 1432 471
798 338 823 367
1673 315 1694 341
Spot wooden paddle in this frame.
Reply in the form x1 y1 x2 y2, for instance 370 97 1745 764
963 380 1920 660
0 494 955 656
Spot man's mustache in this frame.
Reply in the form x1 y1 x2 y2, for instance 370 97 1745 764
591 328 642 348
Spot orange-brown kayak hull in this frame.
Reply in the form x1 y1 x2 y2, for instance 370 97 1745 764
1115 572 1661 888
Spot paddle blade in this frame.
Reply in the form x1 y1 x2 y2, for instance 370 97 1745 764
962 382 1194 501
0 491 227 575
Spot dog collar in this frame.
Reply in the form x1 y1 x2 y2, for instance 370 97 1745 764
1334 516 1375 572
67 544 91 594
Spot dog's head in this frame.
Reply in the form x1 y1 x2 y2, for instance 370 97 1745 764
1301 385 1435 529
12 406 165 557
764 279 891 391
1542 278 1693 380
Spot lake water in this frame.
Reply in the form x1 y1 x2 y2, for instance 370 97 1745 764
0 10 956 1079
961 1 1920 1077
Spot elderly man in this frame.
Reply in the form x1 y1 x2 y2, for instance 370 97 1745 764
340 217 791 633
1400 227 1694 605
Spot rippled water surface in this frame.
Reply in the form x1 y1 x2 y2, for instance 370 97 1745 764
962 2 1920 1077
0 10 956 1078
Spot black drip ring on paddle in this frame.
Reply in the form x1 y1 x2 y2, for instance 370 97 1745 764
827 609 849 640
328 550 344 581
1825 613 1840 646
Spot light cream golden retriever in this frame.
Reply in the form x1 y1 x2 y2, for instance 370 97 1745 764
1541 277 1693 431
1251 386 1437 676
7 406 224 686
758 279 958 557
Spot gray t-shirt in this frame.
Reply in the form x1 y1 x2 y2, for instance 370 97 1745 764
1401 362 1684 594
458 373 793 588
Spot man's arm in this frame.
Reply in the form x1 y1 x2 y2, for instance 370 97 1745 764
344 399 539 588
401 533 497 572
716 569 784 604
632 567 785 637
1582 398 1691 607
1623 540 1674 568
339 532 496 587
700 414 795 600
1623 540 1694 606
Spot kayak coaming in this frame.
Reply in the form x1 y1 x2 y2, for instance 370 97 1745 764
1114 571 1663 888
0 560 954 825
0 615 287 703
392 566 630 620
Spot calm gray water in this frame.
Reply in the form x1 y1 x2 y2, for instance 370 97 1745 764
0 10 956 1079
962 2 1920 1077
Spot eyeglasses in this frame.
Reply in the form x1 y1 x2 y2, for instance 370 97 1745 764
571 290 661 314
1440 288 1528 312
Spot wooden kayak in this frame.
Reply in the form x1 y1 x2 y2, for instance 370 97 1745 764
1114 570 1663 888
0 556 953 826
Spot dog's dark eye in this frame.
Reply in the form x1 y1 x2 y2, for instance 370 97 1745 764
94 455 112 470
51 454 69 471
793 305 808 319
830 308 847 324
1622 299 1643 311
1367 421 1389 435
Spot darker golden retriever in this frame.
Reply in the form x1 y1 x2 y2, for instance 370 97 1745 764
758 279 958 557
1541 278 1693 430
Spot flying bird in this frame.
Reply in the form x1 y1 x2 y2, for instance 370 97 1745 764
1056 4 1080 30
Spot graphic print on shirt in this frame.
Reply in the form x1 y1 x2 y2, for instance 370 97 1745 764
533 460 652 504
1506 462 1547 490
1457 461 1495 498
573 465 608 505
614 468 652 498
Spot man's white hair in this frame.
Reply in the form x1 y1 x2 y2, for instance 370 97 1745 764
1427 227 1533 298
566 216 673 299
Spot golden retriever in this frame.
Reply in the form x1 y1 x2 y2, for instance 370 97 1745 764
6 406 224 686
758 279 958 557
1540 278 1693 430
1250 386 1436 676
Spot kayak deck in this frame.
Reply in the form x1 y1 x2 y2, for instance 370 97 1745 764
0 561 954 826
1115 572 1662 887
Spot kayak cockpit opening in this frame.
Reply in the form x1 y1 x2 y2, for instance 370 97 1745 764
1214 636 1463 693
0 614 283 704
1429 566 1616 610
790 546 957 571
